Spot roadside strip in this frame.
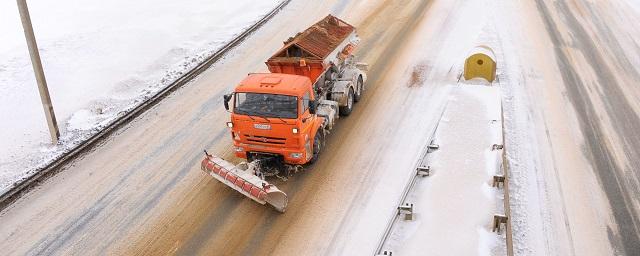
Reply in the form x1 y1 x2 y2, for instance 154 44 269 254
374 82 514 255
374 100 449 255
0 0 292 211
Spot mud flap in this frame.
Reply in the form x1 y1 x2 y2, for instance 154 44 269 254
201 154 288 212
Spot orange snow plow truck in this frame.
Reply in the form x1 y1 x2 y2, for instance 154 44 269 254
201 15 367 212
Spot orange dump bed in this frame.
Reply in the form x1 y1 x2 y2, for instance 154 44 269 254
266 15 356 83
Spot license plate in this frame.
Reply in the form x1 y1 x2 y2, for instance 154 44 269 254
254 124 271 130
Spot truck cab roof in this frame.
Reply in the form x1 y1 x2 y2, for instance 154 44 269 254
235 73 312 97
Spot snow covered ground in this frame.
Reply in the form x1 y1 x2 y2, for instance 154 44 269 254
1 0 635 254
382 82 505 256
0 0 281 193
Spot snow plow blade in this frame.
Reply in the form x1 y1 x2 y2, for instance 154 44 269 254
201 154 288 212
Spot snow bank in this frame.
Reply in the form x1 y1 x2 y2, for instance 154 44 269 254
0 0 281 193
384 83 504 256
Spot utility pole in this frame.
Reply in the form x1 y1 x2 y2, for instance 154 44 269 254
17 0 60 144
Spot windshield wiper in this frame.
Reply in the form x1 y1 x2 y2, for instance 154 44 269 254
251 110 273 123
254 110 292 123
275 116 288 124
242 109 270 123
235 109 258 122
257 115 271 123
238 109 293 123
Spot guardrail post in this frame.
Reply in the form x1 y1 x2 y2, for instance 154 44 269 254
492 214 508 233
417 165 430 176
398 203 414 221
492 175 505 188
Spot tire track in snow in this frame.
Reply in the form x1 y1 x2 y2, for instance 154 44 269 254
534 0 640 254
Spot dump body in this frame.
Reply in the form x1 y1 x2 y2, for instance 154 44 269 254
266 15 358 84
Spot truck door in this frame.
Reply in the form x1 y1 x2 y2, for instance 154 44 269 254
300 91 314 159
301 91 312 130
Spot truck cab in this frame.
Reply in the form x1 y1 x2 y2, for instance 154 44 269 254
224 73 324 165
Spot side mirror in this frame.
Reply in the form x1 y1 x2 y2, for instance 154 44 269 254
309 100 317 115
223 93 233 111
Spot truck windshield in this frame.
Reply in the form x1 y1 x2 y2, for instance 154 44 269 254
234 93 298 119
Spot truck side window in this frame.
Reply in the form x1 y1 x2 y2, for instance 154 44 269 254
303 92 310 113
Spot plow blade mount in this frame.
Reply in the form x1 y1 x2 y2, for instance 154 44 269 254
201 155 288 212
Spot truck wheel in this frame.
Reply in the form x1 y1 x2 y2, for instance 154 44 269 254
308 131 323 164
339 88 354 116
354 76 363 102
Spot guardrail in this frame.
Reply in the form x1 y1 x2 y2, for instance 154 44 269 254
0 0 292 211
500 99 514 256
374 102 449 255
374 85 514 256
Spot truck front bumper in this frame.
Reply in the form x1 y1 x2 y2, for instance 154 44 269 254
234 143 309 165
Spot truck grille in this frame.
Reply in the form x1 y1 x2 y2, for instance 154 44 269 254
245 135 286 145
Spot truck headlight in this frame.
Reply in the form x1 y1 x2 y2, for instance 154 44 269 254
292 128 299 134
290 153 303 159
234 147 243 152
227 122 233 128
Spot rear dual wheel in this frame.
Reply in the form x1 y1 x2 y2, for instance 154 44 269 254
339 88 354 116
354 75 363 102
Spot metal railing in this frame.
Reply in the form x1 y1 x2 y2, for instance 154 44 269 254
374 102 448 255
374 85 514 256
500 98 514 256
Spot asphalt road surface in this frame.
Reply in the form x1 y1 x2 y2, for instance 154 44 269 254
538 0 640 254
2 0 639 255
502 0 640 255
0 0 451 255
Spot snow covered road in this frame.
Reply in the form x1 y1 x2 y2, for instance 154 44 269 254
0 0 453 255
495 0 640 255
533 2 640 254
1 0 639 255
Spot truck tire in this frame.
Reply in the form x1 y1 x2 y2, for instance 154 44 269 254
339 88 354 116
354 76 363 102
308 131 323 164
